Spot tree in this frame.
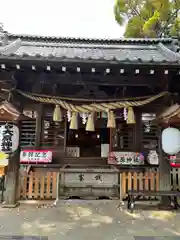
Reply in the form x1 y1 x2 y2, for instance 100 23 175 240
114 0 180 38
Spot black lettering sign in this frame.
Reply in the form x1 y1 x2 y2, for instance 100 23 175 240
1 123 13 153
126 157 132 163
42 152 47 158
134 156 139 163
35 152 40 158
22 152 27 157
95 174 102 181
28 152 34 158
78 174 84 182
120 156 125 163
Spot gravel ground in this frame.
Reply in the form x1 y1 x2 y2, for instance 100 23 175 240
0 200 180 240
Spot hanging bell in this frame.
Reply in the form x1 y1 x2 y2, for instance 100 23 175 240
126 107 136 124
86 113 95 131
107 110 116 128
69 112 78 130
53 105 63 122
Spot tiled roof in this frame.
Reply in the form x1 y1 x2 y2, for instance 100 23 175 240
0 33 179 64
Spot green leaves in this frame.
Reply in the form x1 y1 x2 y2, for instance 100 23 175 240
114 0 180 38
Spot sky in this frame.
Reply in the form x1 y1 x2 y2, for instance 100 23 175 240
1 0 125 39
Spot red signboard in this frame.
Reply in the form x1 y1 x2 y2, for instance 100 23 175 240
20 150 52 163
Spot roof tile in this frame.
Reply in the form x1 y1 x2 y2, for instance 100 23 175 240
0 33 179 64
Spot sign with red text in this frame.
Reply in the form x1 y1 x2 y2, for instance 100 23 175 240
108 152 144 165
20 150 52 163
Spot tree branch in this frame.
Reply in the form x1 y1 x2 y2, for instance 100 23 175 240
159 9 180 37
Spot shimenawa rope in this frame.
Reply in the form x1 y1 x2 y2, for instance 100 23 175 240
17 90 168 113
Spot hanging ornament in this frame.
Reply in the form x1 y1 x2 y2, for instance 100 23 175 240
86 112 95 131
81 113 88 124
67 110 71 122
107 110 116 128
69 112 78 130
123 108 127 121
126 107 136 124
53 105 63 122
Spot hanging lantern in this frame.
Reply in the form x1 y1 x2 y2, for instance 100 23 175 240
53 105 63 122
67 110 71 122
107 110 116 128
69 112 78 130
126 107 136 124
86 113 95 131
162 127 180 155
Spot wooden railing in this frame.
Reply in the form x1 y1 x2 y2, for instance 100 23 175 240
171 168 180 190
120 170 159 200
19 172 58 200
18 168 180 201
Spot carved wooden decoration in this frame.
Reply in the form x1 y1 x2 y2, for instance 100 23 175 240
158 104 180 125
0 101 21 121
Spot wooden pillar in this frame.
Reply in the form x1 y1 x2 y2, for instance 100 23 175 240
134 109 141 152
64 117 68 155
3 141 21 207
158 126 171 206
3 119 22 207
35 104 43 148
0 102 23 207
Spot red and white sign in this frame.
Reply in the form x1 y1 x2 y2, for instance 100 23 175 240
20 150 52 163
108 152 144 165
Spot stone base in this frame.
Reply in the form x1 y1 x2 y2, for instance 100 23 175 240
1 202 20 208
157 203 174 210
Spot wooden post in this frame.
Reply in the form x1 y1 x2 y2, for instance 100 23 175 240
3 119 21 207
158 127 171 207
64 117 67 155
134 109 141 152
0 102 23 208
35 104 43 148
109 128 112 152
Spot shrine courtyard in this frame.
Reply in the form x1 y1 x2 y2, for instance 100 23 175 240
0 201 180 240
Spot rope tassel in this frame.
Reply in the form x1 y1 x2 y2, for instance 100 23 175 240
53 105 63 122
86 113 95 131
107 110 116 128
127 107 136 124
70 112 78 130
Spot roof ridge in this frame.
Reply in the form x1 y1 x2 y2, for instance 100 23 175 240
7 33 173 44
0 39 21 55
157 43 180 62
21 40 158 49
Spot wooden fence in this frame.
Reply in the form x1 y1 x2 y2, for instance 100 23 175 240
120 170 159 200
18 169 180 200
19 172 58 200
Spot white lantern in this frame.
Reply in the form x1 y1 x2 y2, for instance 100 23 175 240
162 127 180 155
0 123 19 154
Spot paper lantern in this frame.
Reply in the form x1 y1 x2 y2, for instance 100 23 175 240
0 123 19 154
162 127 180 155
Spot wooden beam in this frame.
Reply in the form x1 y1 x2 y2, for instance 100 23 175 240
15 72 162 87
